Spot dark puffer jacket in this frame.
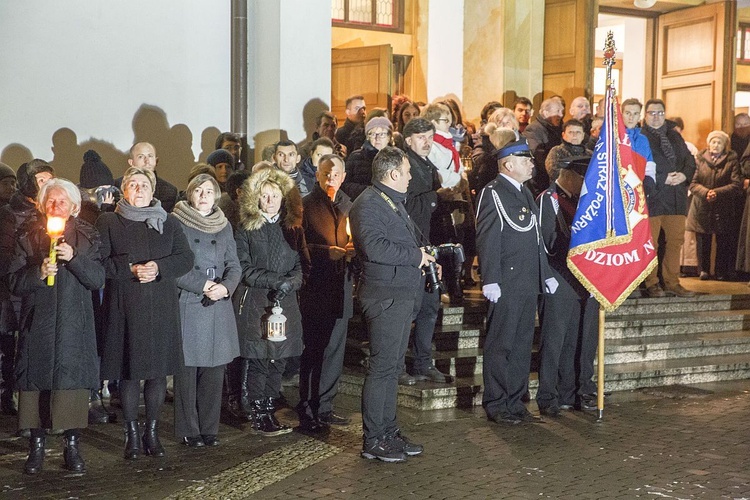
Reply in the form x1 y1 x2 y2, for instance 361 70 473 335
342 141 379 201
233 168 310 360
9 215 104 391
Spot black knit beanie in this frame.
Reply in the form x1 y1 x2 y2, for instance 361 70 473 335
79 149 114 188
207 149 236 169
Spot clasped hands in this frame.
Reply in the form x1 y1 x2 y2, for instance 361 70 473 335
130 261 159 283
481 277 559 303
203 280 229 302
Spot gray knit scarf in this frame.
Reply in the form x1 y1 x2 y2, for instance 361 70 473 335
172 200 228 234
644 124 676 166
115 198 168 234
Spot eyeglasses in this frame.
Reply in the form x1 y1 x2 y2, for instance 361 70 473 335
436 118 451 123
646 111 665 117
368 132 389 139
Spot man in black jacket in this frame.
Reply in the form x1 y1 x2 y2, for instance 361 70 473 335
335 95 367 155
403 118 451 384
640 99 697 298
350 146 434 463
297 155 354 434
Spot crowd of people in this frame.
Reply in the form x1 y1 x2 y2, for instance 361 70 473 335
0 91 748 470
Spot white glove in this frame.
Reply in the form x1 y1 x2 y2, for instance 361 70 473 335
545 277 559 294
482 283 501 303
645 161 656 182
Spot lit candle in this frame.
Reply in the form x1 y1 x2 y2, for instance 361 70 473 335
345 218 351 239
46 216 65 286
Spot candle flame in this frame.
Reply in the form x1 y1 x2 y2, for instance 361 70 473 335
47 217 66 237
345 218 351 238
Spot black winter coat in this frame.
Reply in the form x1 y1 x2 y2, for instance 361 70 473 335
350 182 422 300
523 115 562 195
96 213 194 380
9 215 104 391
641 124 696 216
405 149 440 243
232 167 309 360
342 141 378 201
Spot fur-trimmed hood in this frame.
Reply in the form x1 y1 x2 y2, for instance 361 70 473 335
239 167 303 232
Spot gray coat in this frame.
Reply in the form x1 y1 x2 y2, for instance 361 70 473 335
176 222 241 367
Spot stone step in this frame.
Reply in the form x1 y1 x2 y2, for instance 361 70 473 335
432 325 483 350
604 309 750 339
337 369 541 410
606 294 750 317
600 352 750 392
604 330 750 363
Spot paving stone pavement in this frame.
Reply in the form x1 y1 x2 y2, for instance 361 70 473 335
0 380 749 499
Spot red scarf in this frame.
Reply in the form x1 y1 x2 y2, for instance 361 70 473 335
432 133 461 172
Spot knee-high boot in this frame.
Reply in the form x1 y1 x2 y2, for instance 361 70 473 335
239 358 254 421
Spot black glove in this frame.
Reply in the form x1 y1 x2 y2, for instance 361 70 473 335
268 279 293 303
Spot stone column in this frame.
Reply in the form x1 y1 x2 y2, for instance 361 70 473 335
462 0 544 123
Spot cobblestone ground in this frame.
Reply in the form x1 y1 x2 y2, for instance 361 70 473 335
0 381 748 499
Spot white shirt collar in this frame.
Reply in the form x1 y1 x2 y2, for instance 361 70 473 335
500 173 522 191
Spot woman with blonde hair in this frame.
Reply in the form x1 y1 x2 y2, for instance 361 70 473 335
233 167 309 436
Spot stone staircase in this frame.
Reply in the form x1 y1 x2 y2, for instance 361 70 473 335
338 291 750 410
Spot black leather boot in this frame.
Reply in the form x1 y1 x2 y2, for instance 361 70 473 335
238 359 254 421
264 397 291 436
88 389 110 424
63 434 86 472
123 421 142 460
142 420 165 457
24 435 45 475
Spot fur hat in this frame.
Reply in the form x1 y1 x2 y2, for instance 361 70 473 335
239 167 302 232
706 130 730 149
207 149 236 169
79 149 114 188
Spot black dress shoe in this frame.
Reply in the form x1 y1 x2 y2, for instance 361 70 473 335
201 435 220 446
182 436 205 447
576 394 598 411
538 406 561 418
514 409 543 423
297 418 329 436
487 413 521 425
318 411 350 426
398 372 416 386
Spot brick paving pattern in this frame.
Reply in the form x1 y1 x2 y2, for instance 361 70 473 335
0 381 748 499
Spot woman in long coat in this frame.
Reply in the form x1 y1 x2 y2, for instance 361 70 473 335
96 167 194 460
233 166 309 436
173 174 240 447
686 130 742 280
10 178 104 474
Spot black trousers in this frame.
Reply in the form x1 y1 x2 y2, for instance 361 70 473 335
411 281 441 373
576 299 600 397
360 296 415 443
298 314 349 420
244 357 286 400
536 294 593 408
174 364 225 438
695 232 735 277
482 294 537 418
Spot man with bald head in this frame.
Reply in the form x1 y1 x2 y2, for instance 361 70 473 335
119 142 178 212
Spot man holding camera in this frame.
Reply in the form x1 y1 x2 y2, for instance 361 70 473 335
350 147 434 463
475 138 557 425
403 118 453 384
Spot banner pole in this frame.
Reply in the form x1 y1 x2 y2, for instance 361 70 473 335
597 307 605 420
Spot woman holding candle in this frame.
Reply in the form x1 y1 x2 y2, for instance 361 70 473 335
172 174 240 447
96 167 193 460
9 178 104 474
233 166 308 436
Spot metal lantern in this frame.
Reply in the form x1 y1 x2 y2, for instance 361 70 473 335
265 301 287 342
